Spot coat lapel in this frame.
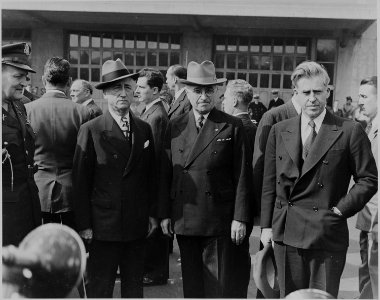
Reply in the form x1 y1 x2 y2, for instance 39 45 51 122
2 107 19 129
101 111 131 161
168 90 185 116
301 111 342 176
123 112 144 176
141 101 160 120
280 115 302 174
185 108 226 168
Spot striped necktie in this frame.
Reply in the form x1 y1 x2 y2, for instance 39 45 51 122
121 116 130 139
302 120 317 160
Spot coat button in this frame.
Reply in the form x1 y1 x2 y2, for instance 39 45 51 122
322 160 329 164
183 169 188 174
279 156 282 160
179 149 183 153
319 183 324 188
25 150 28 155
212 151 217 154
288 201 293 207
113 154 118 159
205 191 211 196
313 207 318 212
277 180 280 184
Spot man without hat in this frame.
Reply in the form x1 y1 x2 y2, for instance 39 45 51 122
159 60 252 298
268 89 284 110
70 79 103 119
2 42 41 246
260 61 377 297
73 59 158 297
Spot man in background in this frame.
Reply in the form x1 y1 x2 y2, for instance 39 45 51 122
248 93 267 124
70 79 103 119
343 96 355 119
135 68 170 286
267 89 284 110
356 76 378 299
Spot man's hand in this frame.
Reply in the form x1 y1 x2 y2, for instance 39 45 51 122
79 228 93 244
147 217 159 238
231 220 246 245
260 228 273 247
161 218 173 237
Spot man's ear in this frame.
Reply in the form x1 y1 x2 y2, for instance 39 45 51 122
233 98 238 107
153 87 159 95
41 75 47 87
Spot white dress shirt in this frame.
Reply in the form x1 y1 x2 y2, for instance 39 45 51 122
109 109 130 132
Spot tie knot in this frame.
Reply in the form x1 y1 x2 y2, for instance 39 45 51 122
308 120 315 129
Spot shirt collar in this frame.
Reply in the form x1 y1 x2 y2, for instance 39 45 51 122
82 98 93 106
234 112 249 117
301 108 326 134
145 98 161 112
291 97 302 114
45 89 66 96
193 109 210 122
109 109 130 126
368 114 378 137
175 87 186 100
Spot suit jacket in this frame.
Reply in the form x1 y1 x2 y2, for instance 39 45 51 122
167 90 191 120
356 119 378 232
158 108 252 236
73 111 156 242
235 113 257 152
252 101 298 219
26 92 91 213
2 101 41 245
261 110 378 250
85 99 103 119
268 98 285 110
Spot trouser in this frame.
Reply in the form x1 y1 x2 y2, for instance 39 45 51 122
87 239 146 298
359 230 373 298
273 242 346 298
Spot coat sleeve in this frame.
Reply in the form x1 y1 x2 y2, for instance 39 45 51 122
336 122 378 217
260 125 277 228
72 124 96 231
232 120 253 223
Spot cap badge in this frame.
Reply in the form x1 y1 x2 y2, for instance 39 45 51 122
24 44 31 56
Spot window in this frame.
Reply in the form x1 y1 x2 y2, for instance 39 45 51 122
68 32 182 82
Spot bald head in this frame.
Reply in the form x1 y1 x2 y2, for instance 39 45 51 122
70 79 93 104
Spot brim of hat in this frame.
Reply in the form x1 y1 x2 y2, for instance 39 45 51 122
3 62 36 73
95 72 139 89
179 78 227 86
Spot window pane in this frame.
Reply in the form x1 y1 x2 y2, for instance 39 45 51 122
249 73 258 87
159 52 168 66
297 38 307 54
91 51 100 65
80 68 89 81
250 38 260 52
239 37 249 52
159 34 169 49
227 36 237 51
215 53 225 68
70 67 78 80
125 52 134 65
103 35 112 48
125 34 135 48
114 52 123 61
283 74 292 89
91 68 100 82
262 38 272 53
215 36 225 51
237 54 247 69
296 56 307 67
69 50 78 64
227 54 236 69
273 38 283 54
284 56 294 71
80 50 89 64
272 74 281 88
70 34 78 47
249 55 259 70
148 51 157 66
136 33 146 49
261 56 271 70
170 52 180 65
171 35 181 50
273 56 282 71
260 74 269 88
237 73 246 80
80 35 89 47
91 36 100 48
114 34 123 48
285 38 295 54
102 51 112 62
148 34 157 49
216 72 224 79
321 63 335 83
136 51 145 66
317 39 336 62
226 72 235 81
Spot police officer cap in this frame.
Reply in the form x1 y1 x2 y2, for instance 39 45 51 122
2 42 36 73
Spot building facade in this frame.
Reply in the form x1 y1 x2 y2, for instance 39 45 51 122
2 0 377 110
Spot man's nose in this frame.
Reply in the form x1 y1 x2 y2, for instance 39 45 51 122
120 86 127 97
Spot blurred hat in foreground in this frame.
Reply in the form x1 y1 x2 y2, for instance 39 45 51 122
2 42 36 73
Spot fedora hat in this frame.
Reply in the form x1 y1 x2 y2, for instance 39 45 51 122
95 58 138 89
253 243 280 298
2 42 35 73
179 60 226 86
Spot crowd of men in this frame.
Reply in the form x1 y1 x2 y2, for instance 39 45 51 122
2 42 378 299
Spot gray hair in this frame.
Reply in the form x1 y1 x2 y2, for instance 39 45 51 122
72 79 93 95
226 79 253 106
291 61 330 88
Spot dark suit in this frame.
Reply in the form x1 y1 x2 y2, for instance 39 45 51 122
268 97 284 110
73 111 156 297
159 108 252 297
261 110 378 297
2 101 41 246
167 89 191 120
26 91 90 227
140 100 170 283
85 99 103 119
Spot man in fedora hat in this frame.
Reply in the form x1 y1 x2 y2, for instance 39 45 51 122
73 59 158 298
159 60 252 298
2 42 42 246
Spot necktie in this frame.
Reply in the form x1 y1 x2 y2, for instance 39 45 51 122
121 116 130 139
197 115 204 133
302 120 317 160
365 122 372 135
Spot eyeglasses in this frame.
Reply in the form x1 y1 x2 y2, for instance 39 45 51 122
189 86 217 96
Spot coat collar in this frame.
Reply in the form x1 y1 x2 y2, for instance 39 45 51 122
140 100 161 120
168 90 186 116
